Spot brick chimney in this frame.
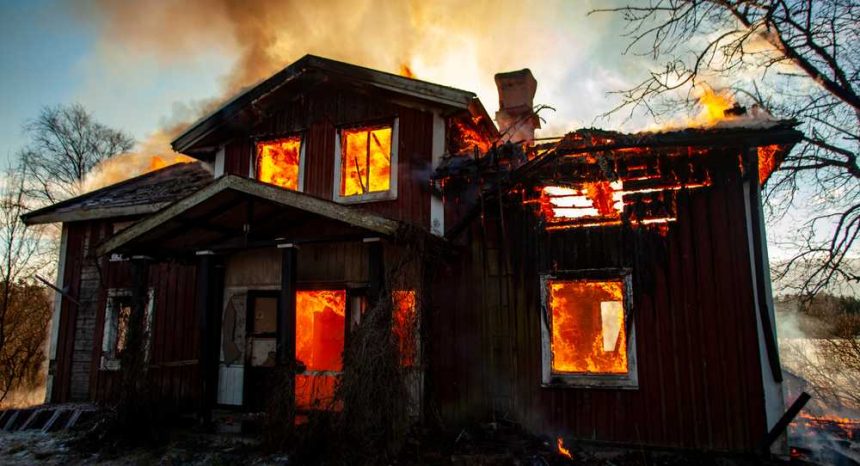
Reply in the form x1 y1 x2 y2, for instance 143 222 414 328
494 69 540 144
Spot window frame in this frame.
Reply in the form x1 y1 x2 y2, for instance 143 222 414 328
100 288 155 371
252 133 307 192
332 119 399 204
539 269 638 389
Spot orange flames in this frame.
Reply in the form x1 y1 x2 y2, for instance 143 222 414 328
398 64 416 79
257 137 301 190
82 151 195 193
451 117 493 154
549 280 628 374
696 87 736 125
295 289 346 409
757 144 779 185
340 125 392 196
556 437 573 459
393 290 418 367
538 182 623 223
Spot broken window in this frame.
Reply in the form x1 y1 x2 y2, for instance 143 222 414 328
101 288 154 371
256 136 303 190
335 122 398 202
295 289 346 410
540 271 637 387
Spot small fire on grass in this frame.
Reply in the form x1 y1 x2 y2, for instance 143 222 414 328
557 436 573 459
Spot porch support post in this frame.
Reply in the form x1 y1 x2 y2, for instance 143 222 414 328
365 237 386 323
277 244 298 366
119 256 151 411
277 243 298 421
196 250 220 423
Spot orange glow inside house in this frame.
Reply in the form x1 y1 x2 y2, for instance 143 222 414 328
256 137 302 190
393 290 417 367
758 144 779 185
548 279 628 374
340 126 392 196
539 182 624 223
295 289 346 409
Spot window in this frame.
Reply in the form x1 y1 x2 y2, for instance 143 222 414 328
101 289 154 371
540 270 637 388
256 136 304 190
334 120 398 202
295 289 347 410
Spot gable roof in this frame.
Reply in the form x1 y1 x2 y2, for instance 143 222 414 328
21 162 213 225
96 175 403 257
172 54 493 154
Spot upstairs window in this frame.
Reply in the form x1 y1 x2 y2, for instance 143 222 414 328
335 121 398 202
540 270 637 388
256 136 304 190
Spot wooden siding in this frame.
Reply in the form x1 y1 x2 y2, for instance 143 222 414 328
427 158 768 451
89 258 200 405
224 88 435 230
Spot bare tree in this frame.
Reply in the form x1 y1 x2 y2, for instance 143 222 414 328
19 103 134 205
595 0 860 296
0 166 52 404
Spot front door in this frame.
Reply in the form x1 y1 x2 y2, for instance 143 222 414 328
244 291 278 411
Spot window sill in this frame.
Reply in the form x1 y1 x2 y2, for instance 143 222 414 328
334 192 397 204
542 373 638 389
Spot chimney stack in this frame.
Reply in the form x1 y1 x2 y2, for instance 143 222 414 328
494 69 540 144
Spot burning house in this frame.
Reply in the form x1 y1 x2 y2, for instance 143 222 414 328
21 55 803 453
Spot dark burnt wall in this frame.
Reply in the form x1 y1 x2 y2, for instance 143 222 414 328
428 154 768 451
50 220 200 406
223 87 435 230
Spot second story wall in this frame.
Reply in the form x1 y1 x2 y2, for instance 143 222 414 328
221 87 437 230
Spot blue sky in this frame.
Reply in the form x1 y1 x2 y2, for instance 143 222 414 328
0 0 229 165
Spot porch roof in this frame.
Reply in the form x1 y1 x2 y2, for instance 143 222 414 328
96 175 403 257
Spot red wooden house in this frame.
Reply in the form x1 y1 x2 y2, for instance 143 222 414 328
23 55 801 452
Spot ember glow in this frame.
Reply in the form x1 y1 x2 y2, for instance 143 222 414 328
256 137 301 190
393 290 417 367
340 125 392 196
556 437 572 459
548 279 628 374
295 289 346 409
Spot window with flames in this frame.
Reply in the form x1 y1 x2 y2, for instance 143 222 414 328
335 121 398 202
293 288 418 411
256 136 303 190
540 271 637 387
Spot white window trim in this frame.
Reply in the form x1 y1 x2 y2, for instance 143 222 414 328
100 288 155 371
252 134 307 192
333 119 399 204
539 269 639 389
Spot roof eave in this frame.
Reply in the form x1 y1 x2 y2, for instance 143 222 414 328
171 54 479 154
22 203 168 226
96 175 403 257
